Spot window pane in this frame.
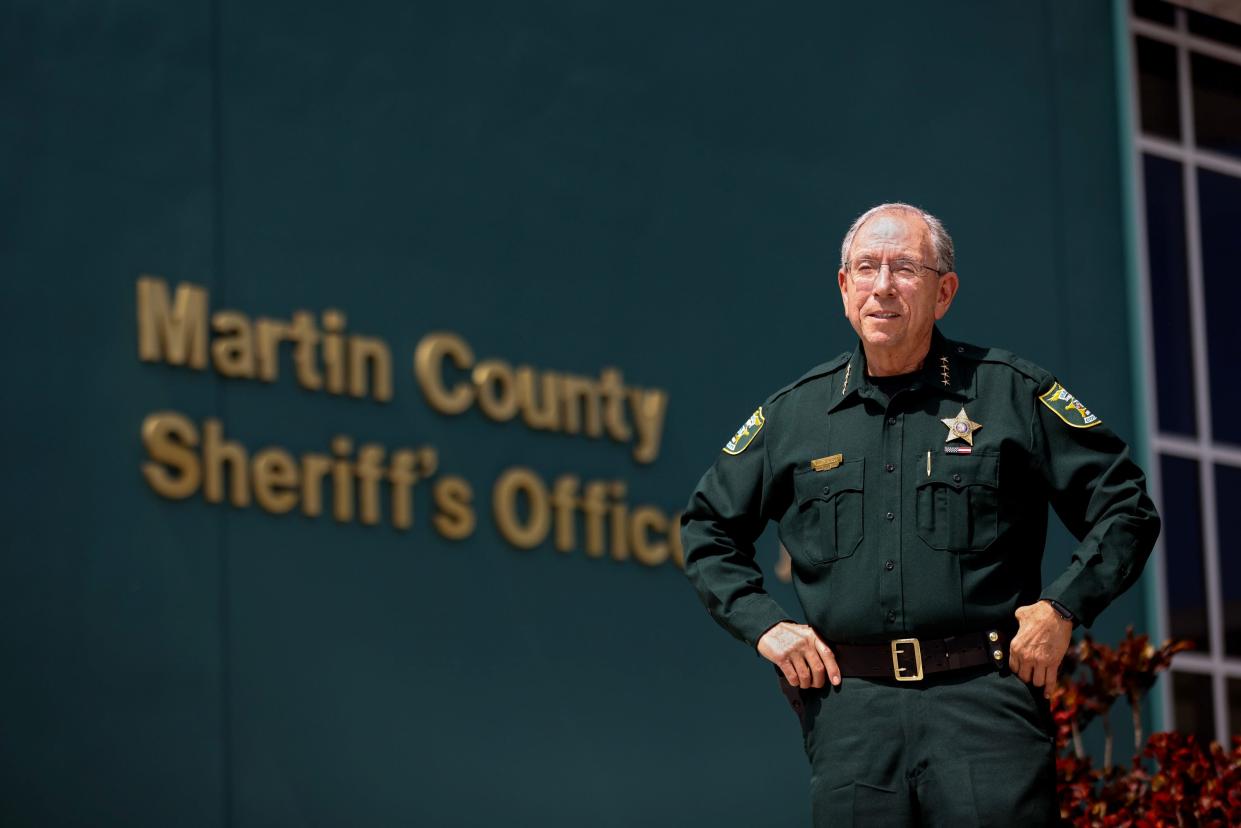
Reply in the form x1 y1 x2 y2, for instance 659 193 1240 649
1161 455 1209 651
1197 168 1241 445
1172 671 1216 741
1230 678 1241 737
1133 0 1176 26
1191 52 1241 158
1216 463 1241 657
1143 155 1197 437
1136 36 1181 140
1187 10 1241 49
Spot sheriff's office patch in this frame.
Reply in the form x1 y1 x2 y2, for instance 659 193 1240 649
1039 382 1102 428
723 407 765 455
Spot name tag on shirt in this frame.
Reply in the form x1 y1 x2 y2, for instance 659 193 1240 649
810 454 843 472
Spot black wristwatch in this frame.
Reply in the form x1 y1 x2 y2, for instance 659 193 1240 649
1043 598 1077 625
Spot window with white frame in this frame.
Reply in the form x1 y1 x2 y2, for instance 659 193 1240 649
1129 0 1241 744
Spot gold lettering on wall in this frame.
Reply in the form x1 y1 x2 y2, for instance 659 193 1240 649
139 411 448 532
289 310 322 390
608 481 629 561
432 476 475 540
141 412 202 498
581 481 609 558
137 277 207 369
486 467 681 565
139 411 683 569
629 506 668 566
516 367 559 430
203 418 249 507
493 467 550 549
356 444 387 525
135 278 670 460
550 475 579 553
211 311 255 377
668 512 684 569
133 275 686 573
410 332 668 464
136 276 393 403
414 332 475 414
322 310 347 394
560 375 604 438
629 387 668 464
301 453 332 518
388 449 419 530
252 448 298 513
473 359 519 421
349 336 392 401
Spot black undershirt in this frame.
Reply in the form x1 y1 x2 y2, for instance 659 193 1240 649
868 370 921 401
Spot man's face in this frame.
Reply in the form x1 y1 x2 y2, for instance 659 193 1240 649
836 211 959 358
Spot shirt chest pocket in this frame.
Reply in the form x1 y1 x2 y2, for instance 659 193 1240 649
791 459 865 566
915 452 1000 552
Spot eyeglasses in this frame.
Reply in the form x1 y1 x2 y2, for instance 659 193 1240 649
846 258 944 287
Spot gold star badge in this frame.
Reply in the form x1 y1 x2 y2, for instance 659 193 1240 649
941 406 982 446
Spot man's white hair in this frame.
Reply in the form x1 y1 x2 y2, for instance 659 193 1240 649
839 202 955 274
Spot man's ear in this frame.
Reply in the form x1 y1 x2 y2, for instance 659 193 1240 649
934 272 959 320
837 267 851 314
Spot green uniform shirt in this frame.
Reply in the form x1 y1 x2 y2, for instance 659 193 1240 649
681 327 1161 649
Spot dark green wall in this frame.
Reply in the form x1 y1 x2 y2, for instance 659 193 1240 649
2 1 1147 825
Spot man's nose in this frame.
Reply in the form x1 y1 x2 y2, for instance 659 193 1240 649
871 262 897 293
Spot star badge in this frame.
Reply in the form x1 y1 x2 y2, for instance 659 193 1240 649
941 406 982 446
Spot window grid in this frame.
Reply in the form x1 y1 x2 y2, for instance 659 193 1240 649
1128 3 1241 744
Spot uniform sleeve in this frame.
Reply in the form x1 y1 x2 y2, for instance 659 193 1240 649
1031 377 1161 628
680 405 793 649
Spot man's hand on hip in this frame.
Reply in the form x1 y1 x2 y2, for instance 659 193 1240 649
757 622 841 689
1009 600 1073 698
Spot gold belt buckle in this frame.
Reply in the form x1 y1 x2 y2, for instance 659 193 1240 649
890 638 924 681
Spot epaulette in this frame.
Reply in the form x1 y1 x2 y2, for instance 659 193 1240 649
766 351 851 405
955 342 1053 386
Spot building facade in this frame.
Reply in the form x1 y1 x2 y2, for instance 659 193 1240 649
2 0 1237 824
1127 0 1241 746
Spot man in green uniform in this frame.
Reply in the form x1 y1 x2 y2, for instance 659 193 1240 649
681 203 1160 825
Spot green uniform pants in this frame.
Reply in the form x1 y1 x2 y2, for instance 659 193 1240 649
793 665 1058 826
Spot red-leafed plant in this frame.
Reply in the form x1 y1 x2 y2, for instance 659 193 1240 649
1051 627 1241 825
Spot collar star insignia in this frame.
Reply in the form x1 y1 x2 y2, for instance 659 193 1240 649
939 355 950 387
941 406 982 445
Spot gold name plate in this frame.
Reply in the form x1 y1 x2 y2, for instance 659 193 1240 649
810 453 843 472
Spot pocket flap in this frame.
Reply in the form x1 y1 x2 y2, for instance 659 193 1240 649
794 458 865 505
918 452 998 491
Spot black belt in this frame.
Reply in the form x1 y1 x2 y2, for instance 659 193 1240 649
830 629 1011 682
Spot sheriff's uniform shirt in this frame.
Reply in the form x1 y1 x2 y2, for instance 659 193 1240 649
681 327 1160 648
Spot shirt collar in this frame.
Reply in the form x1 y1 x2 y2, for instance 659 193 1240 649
827 326 972 412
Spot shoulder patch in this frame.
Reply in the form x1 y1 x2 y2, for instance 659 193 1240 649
723 407 765 455
1039 382 1102 428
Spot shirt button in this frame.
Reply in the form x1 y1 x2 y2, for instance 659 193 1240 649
885 560 895 571
887 417 897 426
885 463 895 473
887 610 896 622
952 473 962 483
886 511 895 521
822 486 830 495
